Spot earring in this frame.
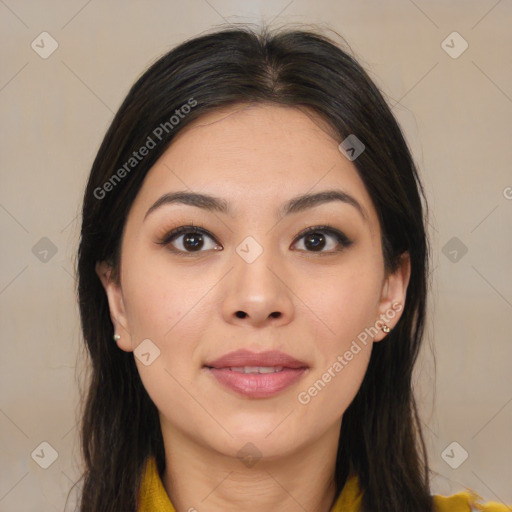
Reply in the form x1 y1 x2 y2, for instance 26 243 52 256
113 333 121 341
381 325 391 333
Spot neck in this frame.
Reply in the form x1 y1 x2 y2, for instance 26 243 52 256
160 419 341 512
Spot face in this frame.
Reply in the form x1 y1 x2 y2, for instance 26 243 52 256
97 103 410 461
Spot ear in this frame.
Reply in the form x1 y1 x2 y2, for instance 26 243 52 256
95 261 134 352
373 251 411 342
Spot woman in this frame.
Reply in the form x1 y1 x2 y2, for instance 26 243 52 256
75 25 509 512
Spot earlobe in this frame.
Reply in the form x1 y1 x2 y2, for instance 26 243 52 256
95 261 133 352
374 251 411 342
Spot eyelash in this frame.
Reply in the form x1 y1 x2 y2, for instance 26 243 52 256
156 223 353 256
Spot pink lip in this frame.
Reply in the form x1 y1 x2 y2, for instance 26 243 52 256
205 349 308 369
204 349 309 399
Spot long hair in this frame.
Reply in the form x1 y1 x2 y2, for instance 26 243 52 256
75 24 432 511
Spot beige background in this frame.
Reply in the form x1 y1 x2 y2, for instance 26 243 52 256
1 1 511 510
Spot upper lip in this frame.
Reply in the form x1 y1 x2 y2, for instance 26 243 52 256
205 349 308 369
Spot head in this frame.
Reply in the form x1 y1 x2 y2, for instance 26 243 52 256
77 25 431 512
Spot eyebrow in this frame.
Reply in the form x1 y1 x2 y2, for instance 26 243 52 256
144 189 368 222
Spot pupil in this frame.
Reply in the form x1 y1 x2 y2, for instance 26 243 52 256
305 233 325 251
184 233 203 251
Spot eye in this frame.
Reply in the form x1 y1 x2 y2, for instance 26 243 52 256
291 225 353 254
156 223 353 256
156 225 222 255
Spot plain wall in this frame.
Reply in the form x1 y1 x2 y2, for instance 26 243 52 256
1 1 511 510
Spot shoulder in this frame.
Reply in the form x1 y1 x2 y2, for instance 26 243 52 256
433 490 512 512
332 474 511 512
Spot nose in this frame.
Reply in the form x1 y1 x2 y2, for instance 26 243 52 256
221 248 294 328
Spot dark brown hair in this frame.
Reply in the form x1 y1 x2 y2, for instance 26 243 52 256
75 24 432 511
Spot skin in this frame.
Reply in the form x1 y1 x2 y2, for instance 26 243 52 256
97 103 410 512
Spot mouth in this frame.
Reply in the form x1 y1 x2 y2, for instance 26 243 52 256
205 349 308 369
204 349 309 398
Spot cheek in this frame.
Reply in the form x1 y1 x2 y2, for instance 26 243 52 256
120 257 212 424
121 248 207 341
296 269 377 417
297 343 372 417
120 250 218 393
293 257 382 412
296 258 383 346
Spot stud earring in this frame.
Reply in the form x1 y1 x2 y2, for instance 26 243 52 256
113 333 121 341
381 325 391 333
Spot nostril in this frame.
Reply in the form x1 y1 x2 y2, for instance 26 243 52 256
234 311 281 319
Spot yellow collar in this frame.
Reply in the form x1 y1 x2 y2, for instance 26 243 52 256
137 456 511 512
137 457 360 512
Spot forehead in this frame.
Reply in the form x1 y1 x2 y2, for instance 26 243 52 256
165 103 341 177
131 103 379 232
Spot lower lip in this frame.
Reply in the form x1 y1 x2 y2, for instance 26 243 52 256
206 367 307 398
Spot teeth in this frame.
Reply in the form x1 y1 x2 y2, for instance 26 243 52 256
229 366 284 374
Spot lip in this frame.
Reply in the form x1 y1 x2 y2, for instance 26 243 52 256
205 349 308 369
204 349 309 399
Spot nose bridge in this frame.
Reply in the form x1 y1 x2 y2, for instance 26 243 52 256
221 233 294 325
233 234 281 297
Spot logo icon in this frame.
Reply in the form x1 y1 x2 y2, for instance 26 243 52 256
32 237 58 263
237 442 262 468
441 441 468 469
338 134 365 161
134 339 161 366
31 32 59 59
442 236 468 263
31 441 59 469
441 32 468 59
236 236 263 264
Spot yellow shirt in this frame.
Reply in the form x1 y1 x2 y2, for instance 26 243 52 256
138 456 511 512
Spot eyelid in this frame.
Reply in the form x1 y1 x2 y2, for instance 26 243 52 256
292 224 353 249
156 224 214 246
